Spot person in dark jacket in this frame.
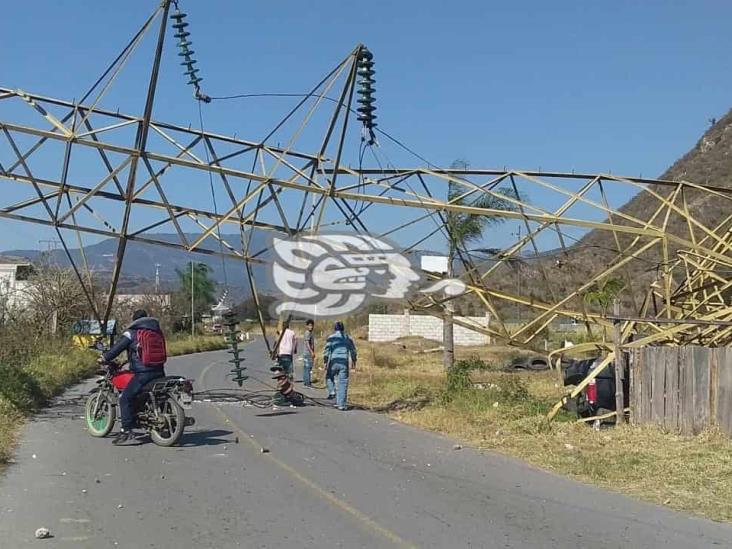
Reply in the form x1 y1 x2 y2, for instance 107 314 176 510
100 309 166 445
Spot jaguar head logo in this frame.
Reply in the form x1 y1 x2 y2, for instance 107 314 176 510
270 233 422 317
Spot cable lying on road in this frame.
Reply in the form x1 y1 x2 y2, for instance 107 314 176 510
192 387 348 410
193 388 274 408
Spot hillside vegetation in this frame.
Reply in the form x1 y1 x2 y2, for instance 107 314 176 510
472 111 732 322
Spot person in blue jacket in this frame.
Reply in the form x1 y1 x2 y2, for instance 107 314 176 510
323 321 357 411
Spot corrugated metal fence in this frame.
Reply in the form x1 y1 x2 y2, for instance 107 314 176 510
632 346 732 435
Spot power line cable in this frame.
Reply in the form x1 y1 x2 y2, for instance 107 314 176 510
197 90 229 297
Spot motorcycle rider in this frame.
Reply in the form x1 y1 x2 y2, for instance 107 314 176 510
99 309 167 445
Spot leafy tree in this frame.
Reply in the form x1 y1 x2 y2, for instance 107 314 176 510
173 262 216 325
443 159 518 369
583 276 625 341
583 277 625 315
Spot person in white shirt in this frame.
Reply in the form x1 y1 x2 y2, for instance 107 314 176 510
276 320 297 380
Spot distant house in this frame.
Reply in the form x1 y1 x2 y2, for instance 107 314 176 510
115 293 171 309
0 255 34 309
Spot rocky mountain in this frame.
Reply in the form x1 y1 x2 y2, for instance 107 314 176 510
573 110 732 296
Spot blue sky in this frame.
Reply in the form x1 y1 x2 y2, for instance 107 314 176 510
2 0 732 253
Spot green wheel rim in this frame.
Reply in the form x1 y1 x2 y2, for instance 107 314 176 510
87 397 110 432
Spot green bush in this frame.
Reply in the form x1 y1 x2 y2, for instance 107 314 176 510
0 345 95 413
442 357 489 402
0 363 44 412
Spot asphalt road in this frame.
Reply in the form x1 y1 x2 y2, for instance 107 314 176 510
1 339 731 549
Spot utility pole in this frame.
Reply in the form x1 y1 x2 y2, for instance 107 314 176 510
443 255 455 371
190 260 195 339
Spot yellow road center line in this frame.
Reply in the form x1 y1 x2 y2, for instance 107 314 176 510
199 359 415 549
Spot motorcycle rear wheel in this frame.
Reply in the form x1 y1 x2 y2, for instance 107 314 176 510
85 392 116 437
149 397 185 447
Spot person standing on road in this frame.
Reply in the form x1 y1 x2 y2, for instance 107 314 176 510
276 320 297 380
323 320 357 411
302 319 315 387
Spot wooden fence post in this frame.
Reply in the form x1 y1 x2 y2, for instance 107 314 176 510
613 300 626 423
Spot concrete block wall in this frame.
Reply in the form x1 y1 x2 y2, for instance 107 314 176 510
368 312 490 345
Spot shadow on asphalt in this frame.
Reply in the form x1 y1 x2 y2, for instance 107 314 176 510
33 395 86 421
255 410 299 418
178 429 234 447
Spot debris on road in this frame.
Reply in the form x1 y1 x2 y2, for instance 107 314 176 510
34 527 51 539
453 444 463 450
260 448 270 454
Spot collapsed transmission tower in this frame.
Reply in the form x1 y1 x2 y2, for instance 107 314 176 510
2 0 732 369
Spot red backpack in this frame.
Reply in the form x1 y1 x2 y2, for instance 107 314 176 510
137 328 167 367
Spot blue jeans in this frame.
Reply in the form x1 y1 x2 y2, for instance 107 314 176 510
303 356 313 386
119 370 164 430
278 354 293 379
326 360 349 409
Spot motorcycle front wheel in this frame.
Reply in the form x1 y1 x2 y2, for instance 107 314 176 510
85 392 116 437
149 397 185 447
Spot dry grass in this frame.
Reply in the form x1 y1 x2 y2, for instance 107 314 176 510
167 335 228 356
0 399 24 465
350 335 732 523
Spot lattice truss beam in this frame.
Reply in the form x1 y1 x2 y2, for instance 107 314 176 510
1 1 731 350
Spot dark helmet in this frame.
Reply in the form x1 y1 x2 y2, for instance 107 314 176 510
132 309 148 321
334 321 344 332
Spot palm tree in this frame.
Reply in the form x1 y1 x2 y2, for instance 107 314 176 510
582 276 624 341
443 159 518 370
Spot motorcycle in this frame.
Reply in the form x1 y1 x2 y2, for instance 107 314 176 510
84 362 195 446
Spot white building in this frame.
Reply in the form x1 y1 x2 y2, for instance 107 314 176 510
0 255 33 309
369 310 491 346
115 293 171 309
